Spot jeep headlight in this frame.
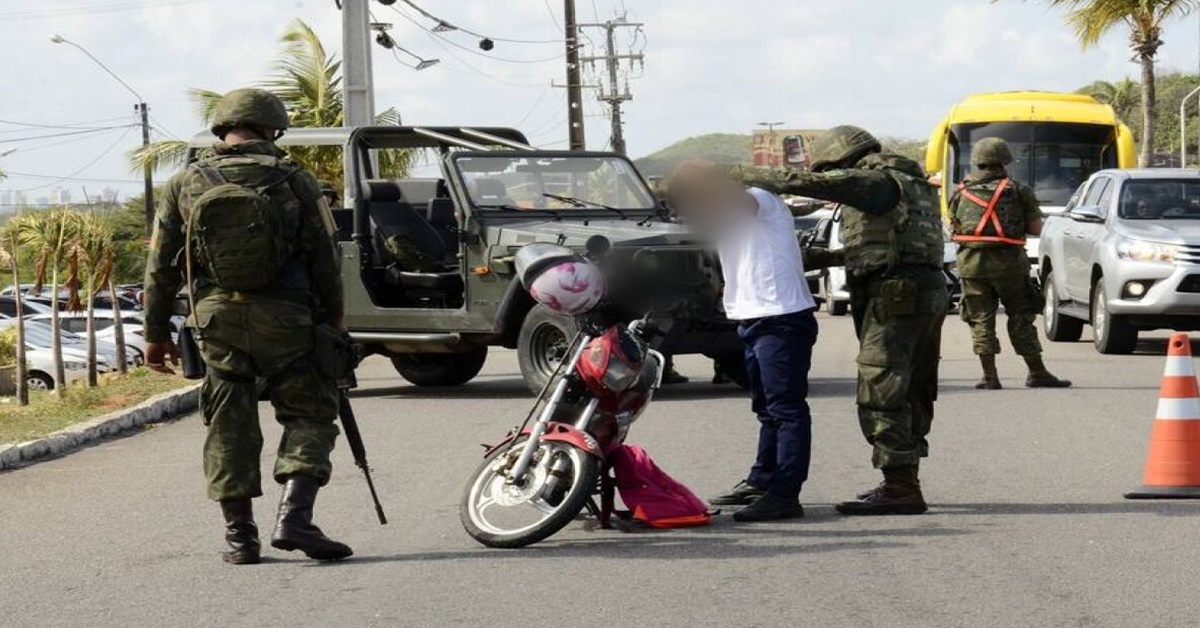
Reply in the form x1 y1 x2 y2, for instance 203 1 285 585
1116 238 1179 263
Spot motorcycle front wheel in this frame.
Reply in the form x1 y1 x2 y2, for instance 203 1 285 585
460 436 600 549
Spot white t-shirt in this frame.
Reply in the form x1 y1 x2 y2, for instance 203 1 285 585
717 187 816 321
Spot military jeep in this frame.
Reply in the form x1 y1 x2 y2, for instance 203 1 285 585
188 126 739 392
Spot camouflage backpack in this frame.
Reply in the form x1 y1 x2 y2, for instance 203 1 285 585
184 155 299 292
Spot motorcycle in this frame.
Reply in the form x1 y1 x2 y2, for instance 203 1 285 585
460 240 666 549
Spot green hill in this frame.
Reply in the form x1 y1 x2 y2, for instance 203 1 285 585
634 133 752 178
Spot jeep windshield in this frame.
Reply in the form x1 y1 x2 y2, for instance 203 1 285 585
452 153 657 214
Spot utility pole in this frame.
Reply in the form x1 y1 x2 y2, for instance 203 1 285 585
341 0 376 202
138 102 152 233
564 0 586 150
579 18 644 156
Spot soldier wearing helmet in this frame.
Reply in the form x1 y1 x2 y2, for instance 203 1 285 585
142 88 352 564
949 137 1071 390
736 124 946 516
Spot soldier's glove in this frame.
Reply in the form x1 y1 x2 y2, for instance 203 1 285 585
803 247 845 270
145 341 180 375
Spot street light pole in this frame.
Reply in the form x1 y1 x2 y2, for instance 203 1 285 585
50 35 153 235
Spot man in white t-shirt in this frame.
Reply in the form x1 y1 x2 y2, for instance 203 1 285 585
668 161 819 522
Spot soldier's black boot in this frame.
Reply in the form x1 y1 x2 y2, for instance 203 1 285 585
662 357 689 385
975 354 1002 390
219 498 261 565
270 476 353 561
1024 356 1072 388
836 466 927 516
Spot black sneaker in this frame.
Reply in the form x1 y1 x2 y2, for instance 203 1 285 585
709 481 766 506
732 494 805 522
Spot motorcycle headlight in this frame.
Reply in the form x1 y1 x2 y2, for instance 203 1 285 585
1116 238 1179 263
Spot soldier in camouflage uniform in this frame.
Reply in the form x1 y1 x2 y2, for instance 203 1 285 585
143 88 353 564
739 125 946 516
949 138 1071 390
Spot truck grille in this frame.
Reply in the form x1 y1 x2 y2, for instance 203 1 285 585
1176 245 1200 265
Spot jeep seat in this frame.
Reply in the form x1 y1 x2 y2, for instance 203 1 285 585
427 197 457 252
361 179 463 294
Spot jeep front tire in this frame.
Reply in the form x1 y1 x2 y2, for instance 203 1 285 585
391 347 488 387
517 305 579 395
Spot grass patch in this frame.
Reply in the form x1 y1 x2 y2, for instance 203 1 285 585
0 368 196 445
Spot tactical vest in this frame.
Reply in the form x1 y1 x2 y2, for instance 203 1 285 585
951 177 1026 247
841 154 944 277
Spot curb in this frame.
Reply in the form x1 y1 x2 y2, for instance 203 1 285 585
0 384 202 471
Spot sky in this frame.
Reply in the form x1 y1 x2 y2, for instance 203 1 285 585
3 0 1200 203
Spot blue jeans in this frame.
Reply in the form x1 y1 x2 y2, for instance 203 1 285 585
738 309 818 499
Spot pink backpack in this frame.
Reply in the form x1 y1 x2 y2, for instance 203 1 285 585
608 444 711 528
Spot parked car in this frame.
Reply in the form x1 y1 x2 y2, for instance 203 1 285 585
25 311 146 363
1039 169 1200 354
801 207 961 315
15 319 138 368
0 296 55 317
0 320 111 390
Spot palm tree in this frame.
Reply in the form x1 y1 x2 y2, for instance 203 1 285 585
129 19 412 180
0 230 28 405
65 214 119 385
1025 0 1195 167
1077 76 1142 123
13 209 82 396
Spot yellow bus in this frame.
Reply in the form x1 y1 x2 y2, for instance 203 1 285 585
925 91 1137 216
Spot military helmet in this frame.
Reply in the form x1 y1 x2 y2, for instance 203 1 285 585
809 125 881 172
209 88 290 137
971 137 1013 167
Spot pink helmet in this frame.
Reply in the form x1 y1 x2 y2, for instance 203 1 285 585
514 243 605 316
527 260 605 315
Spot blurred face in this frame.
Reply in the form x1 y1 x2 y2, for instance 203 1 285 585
667 160 748 231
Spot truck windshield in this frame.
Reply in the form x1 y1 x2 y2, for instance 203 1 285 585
950 122 1118 207
453 155 657 212
1119 179 1200 220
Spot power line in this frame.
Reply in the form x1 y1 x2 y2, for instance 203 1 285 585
5 126 130 155
0 116 134 132
0 125 136 144
8 126 135 192
397 28 552 88
389 5 565 64
0 0 222 21
399 0 561 44
3 172 142 184
514 86 554 128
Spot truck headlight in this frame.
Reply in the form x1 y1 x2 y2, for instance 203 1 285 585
1116 238 1179 263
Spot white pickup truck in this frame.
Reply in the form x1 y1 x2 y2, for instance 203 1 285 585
1038 169 1200 354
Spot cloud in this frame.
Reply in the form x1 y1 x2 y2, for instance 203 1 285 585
2 0 1197 199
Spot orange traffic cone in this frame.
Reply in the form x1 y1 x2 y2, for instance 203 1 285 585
1125 332 1200 499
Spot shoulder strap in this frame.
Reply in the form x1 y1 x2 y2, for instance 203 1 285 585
195 164 226 187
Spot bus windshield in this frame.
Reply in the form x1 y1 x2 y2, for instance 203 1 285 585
950 122 1118 207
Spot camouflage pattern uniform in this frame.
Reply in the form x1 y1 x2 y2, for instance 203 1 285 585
949 138 1070 389
739 125 945 515
950 169 1043 357
144 145 343 502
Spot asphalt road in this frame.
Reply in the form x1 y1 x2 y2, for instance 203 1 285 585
1 313 1197 628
